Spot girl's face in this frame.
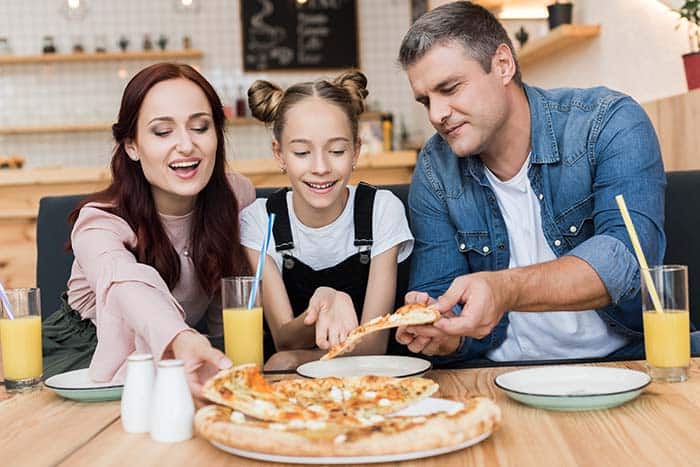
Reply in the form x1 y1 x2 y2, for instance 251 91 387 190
125 78 218 215
273 97 360 228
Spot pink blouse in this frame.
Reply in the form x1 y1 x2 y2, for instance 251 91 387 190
67 172 255 383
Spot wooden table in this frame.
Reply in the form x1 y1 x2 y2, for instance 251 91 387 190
1 359 698 466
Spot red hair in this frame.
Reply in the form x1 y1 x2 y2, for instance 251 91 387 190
70 63 250 295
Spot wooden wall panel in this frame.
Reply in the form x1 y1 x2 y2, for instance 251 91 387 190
642 89 700 172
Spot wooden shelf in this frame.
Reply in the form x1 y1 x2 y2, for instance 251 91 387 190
519 24 601 67
0 123 112 135
0 49 203 65
0 118 262 136
0 112 396 136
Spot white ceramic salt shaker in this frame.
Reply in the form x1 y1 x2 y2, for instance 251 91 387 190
120 353 155 433
149 359 195 443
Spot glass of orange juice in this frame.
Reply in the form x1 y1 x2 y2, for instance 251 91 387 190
221 277 263 368
0 288 43 392
641 265 690 382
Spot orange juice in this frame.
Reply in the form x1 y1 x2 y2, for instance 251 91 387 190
643 310 690 368
0 315 43 380
223 307 263 368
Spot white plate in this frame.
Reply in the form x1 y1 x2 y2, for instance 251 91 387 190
296 355 432 378
209 397 493 464
494 365 651 411
44 368 122 402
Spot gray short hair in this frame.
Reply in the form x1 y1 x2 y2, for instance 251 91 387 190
398 1 522 86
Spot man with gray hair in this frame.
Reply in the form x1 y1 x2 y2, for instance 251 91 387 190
394 1 676 363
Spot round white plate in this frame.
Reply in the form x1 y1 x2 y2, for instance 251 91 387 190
494 365 651 411
44 368 122 402
296 355 432 378
209 397 493 464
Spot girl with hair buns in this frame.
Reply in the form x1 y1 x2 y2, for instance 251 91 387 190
241 71 413 370
42 63 255 399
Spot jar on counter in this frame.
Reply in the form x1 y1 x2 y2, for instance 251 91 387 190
0 37 12 55
72 35 85 53
42 36 57 54
95 34 107 53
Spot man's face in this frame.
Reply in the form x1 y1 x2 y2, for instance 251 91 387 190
407 42 509 157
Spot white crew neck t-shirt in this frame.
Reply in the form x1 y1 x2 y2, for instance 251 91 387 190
240 185 413 272
484 156 627 361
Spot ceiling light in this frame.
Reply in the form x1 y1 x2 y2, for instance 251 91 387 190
60 0 89 20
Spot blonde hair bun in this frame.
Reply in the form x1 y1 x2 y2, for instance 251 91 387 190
333 71 368 116
248 80 284 123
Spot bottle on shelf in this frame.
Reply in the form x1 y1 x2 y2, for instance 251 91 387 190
235 85 247 118
118 35 130 52
381 114 394 153
157 34 168 51
143 34 153 51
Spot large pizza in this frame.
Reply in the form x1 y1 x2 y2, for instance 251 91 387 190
195 364 501 458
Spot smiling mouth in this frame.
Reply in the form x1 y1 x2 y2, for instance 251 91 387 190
169 160 201 172
304 180 338 190
444 123 464 136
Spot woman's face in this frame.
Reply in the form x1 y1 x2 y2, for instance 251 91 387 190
273 97 360 228
125 78 218 215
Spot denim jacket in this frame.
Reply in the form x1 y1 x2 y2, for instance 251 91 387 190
408 83 666 362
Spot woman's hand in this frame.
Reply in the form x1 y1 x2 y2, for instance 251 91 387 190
169 330 232 404
303 287 359 350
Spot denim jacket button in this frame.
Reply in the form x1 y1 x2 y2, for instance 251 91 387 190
554 239 562 247
569 225 577 233
482 246 490 253
498 243 505 250
538 193 544 201
459 243 466 251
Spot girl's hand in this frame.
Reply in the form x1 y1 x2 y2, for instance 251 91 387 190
303 287 359 350
169 330 232 404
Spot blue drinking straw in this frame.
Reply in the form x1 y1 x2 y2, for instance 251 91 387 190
248 213 275 309
0 280 15 320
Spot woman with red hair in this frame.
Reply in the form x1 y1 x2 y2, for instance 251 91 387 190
42 63 254 398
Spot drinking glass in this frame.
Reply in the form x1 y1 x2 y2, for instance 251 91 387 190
0 288 43 392
221 277 263 368
641 265 690 382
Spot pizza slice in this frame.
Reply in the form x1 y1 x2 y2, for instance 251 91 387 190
340 375 439 421
320 303 442 361
201 364 326 422
271 377 347 418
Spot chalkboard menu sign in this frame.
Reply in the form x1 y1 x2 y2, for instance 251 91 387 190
241 0 359 71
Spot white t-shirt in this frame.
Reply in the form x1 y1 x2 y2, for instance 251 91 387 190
240 185 414 272
484 156 627 361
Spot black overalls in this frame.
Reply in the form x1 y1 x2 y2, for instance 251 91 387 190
263 183 377 360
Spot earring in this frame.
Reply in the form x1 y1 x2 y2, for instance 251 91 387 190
281 166 287 174
129 154 140 162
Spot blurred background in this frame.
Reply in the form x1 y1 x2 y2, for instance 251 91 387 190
0 0 693 168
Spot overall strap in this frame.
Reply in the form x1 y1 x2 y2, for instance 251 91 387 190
353 182 377 263
265 188 294 252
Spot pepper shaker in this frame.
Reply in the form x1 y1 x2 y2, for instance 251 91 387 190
149 359 195 443
120 353 155 433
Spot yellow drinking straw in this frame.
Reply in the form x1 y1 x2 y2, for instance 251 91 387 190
615 194 664 314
